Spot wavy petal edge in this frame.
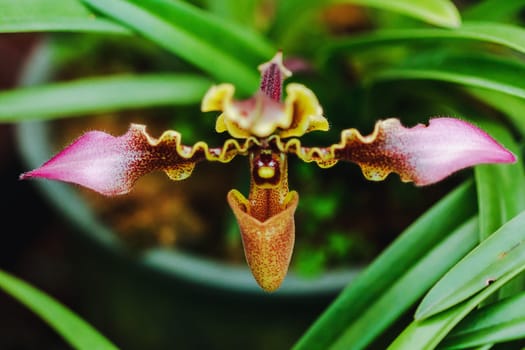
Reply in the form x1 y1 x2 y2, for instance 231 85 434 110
20 124 259 195
274 118 516 185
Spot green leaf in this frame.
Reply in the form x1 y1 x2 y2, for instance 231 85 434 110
338 0 460 27
441 292 525 349
272 0 460 42
369 52 525 100
388 265 525 349
0 0 129 34
0 269 117 350
0 74 212 121
416 210 525 320
204 0 258 28
466 87 525 137
294 181 476 349
474 121 525 241
473 121 525 300
323 22 525 58
81 0 274 93
463 0 525 21
329 217 479 350
479 346 494 350
471 345 494 350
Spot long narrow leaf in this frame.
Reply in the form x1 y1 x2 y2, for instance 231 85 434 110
416 210 525 320
341 0 460 27
330 218 479 350
0 74 212 121
474 121 525 241
441 292 525 349
369 52 525 100
273 0 460 42
294 181 476 349
466 87 525 137
0 0 129 34
471 344 494 350
389 265 525 349
204 0 258 28
0 269 118 350
125 0 273 65
322 23 525 58
463 0 525 21
473 122 525 299
82 0 273 93
477 125 525 300
471 345 494 350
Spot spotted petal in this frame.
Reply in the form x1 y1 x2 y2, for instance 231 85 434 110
228 189 299 292
20 124 251 195
201 52 328 139
283 118 516 185
202 83 328 138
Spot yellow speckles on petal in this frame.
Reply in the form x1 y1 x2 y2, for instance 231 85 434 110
164 162 196 181
361 169 389 182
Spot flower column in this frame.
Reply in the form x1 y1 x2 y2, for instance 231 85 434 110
206 53 302 291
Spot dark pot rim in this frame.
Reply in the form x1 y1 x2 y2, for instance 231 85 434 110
16 39 363 297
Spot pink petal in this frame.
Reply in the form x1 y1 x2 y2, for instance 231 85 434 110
334 118 516 185
285 117 516 185
20 124 241 196
20 129 140 195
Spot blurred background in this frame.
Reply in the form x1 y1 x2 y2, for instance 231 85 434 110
0 33 79 349
2 0 521 348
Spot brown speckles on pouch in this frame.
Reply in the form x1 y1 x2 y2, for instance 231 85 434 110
227 190 299 292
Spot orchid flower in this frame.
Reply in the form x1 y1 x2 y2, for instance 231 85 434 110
21 52 516 292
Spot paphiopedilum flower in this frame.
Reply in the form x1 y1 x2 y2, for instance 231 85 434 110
21 52 516 292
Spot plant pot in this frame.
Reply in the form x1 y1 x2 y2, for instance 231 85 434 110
16 40 362 349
